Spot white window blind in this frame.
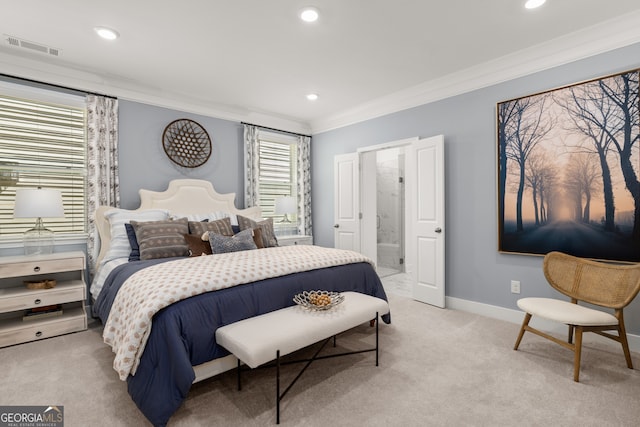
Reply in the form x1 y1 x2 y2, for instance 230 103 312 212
257 133 297 221
0 91 87 237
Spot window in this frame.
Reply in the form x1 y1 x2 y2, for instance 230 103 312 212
245 125 311 237
256 131 298 225
0 82 87 238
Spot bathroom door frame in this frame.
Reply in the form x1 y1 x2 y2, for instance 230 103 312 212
357 138 417 267
336 136 445 308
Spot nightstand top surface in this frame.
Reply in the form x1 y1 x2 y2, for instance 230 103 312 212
0 251 85 265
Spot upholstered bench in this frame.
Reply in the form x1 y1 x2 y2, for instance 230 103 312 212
216 291 390 424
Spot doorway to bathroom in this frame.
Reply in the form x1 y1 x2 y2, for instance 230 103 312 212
359 142 409 279
373 147 405 277
334 135 445 307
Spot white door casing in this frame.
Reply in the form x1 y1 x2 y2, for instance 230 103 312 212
333 153 360 252
405 135 445 308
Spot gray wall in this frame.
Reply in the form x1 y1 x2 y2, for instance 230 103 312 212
118 101 246 209
3 43 639 331
311 42 640 334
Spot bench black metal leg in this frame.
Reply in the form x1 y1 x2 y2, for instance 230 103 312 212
376 311 379 366
241 317 384 424
277 350 281 424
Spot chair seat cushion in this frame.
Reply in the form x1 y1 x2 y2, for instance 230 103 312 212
517 297 618 326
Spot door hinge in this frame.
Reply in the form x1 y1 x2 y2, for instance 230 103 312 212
399 176 404 183
359 212 363 219
399 258 404 265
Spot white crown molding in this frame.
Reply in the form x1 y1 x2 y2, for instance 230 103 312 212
0 51 311 136
310 10 640 134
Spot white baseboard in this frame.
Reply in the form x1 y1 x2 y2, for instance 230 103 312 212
446 296 640 353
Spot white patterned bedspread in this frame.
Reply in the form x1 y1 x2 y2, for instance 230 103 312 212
103 245 374 380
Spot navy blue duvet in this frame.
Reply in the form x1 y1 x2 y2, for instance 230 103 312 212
94 258 389 426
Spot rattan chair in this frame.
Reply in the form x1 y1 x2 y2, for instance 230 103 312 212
513 251 640 382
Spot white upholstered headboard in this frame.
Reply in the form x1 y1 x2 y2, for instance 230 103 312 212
94 179 262 266
138 179 259 215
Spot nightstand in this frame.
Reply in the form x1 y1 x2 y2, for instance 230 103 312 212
0 251 87 347
277 235 313 246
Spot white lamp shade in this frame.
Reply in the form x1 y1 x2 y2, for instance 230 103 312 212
13 188 65 218
275 196 296 215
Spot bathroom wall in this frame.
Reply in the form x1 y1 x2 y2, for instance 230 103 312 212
376 147 404 270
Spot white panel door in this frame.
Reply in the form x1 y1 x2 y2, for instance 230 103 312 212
405 135 445 308
359 150 377 262
334 153 360 251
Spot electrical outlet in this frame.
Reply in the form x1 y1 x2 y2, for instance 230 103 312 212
511 280 521 294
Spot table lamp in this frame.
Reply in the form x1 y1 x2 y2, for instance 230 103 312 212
275 196 296 223
13 188 65 255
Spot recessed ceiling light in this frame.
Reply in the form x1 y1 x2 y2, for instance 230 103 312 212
94 26 120 40
306 93 319 101
300 7 319 23
524 0 546 9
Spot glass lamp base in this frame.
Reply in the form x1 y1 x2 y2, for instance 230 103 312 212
274 222 299 237
23 221 54 256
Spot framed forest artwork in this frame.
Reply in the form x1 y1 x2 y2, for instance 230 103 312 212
497 69 640 262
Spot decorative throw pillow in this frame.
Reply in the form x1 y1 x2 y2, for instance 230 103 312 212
172 211 238 225
188 217 234 236
237 215 278 247
213 228 263 248
124 223 140 262
183 234 212 257
209 228 257 254
102 208 169 264
130 218 189 260
250 227 265 249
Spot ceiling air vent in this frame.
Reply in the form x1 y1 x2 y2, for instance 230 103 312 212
4 34 61 57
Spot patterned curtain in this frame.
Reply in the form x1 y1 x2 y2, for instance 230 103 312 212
243 124 260 207
86 95 119 273
297 135 312 236
244 124 312 237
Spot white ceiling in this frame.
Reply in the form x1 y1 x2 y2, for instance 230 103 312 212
1 1 640 134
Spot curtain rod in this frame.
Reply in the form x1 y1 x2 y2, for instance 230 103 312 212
0 73 117 100
241 122 312 138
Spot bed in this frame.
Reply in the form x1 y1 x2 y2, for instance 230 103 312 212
91 179 390 426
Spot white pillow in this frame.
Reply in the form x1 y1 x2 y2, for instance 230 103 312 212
211 211 238 226
101 208 169 264
170 211 238 226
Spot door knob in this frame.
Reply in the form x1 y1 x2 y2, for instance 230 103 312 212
334 224 340 228
435 227 442 233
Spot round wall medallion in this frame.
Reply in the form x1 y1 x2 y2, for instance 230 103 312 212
162 119 212 168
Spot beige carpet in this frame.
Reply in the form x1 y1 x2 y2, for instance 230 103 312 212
2 293 640 426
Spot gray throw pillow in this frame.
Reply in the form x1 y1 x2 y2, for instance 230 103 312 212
237 215 278 247
209 228 257 254
188 217 234 236
130 218 189 260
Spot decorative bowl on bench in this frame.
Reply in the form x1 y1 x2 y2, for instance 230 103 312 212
293 290 345 311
